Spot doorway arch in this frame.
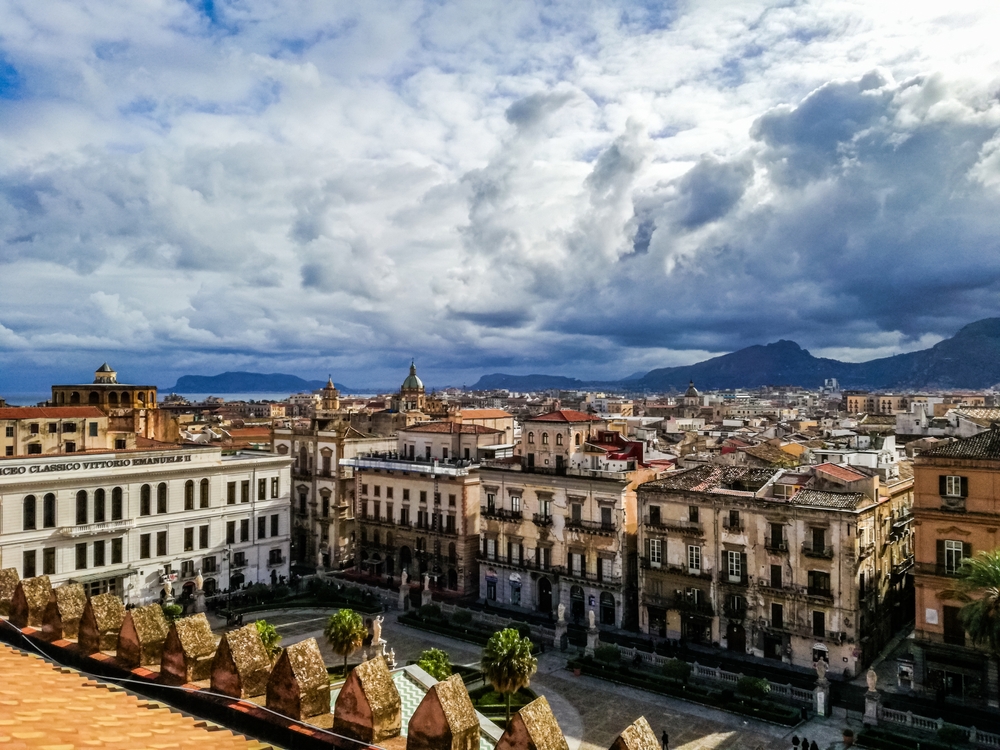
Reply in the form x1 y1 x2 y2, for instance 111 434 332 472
537 577 553 615
570 585 585 623
726 622 746 653
600 592 616 626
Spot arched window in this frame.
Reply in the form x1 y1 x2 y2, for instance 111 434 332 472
121 391 131 406
43 493 56 528
23 495 36 530
527 432 535 444
138 392 146 405
88 392 99 405
541 433 549 445
140 484 151 516
70 391 80 404
556 434 563 446
200 478 210 508
108 392 118 405
57 392 65 404
76 490 88 525
94 488 106 523
203 578 217 595
111 487 123 521
184 480 195 510
575 433 581 446
157 482 167 513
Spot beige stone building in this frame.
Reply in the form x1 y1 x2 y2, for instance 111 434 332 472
272 379 393 571
50 364 163 440
340 421 499 596
1 406 134 457
636 462 913 676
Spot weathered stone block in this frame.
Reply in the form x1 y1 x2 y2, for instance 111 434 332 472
406 673 479 750
41 583 87 641
117 604 169 668
495 696 569 750
210 623 271 699
0 568 19 617
266 637 331 720
608 716 658 750
160 613 217 685
78 593 126 654
9 575 52 629
333 654 401 744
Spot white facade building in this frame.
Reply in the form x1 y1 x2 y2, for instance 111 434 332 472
0 446 292 604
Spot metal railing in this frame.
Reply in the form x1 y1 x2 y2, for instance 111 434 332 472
565 518 617 535
532 513 554 527
764 539 788 553
802 543 834 559
59 518 135 538
640 558 713 581
643 515 703 534
481 506 523 522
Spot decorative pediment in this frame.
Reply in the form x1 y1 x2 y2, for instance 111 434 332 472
935 526 971 536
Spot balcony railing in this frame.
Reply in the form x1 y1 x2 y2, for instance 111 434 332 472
642 515 703 535
639 558 713 581
561 567 622 586
806 586 834 600
914 562 963 578
565 518 617 536
641 592 714 617
722 520 744 533
857 542 875 561
764 539 788 553
802 543 834 559
481 506 523 522
267 556 287 568
59 518 135 538
532 513 554 527
477 552 560 575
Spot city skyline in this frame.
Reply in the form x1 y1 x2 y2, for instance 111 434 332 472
2 2 1000 389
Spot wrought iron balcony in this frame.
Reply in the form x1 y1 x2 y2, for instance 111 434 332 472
802 543 834 559
481 506 523 522
532 513 554 527
565 517 617 536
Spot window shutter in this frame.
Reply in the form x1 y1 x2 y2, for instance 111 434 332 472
740 553 748 584
938 475 947 496
961 477 969 498
722 550 727 572
963 542 972 559
936 540 945 566
645 538 650 560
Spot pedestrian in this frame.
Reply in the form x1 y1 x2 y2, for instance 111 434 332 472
661 730 668 750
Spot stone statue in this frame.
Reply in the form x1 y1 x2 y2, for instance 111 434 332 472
815 659 828 681
557 603 565 623
588 609 596 629
194 569 204 592
423 572 430 588
163 578 173 599
400 569 408 587
866 668 878 693
373 615 384 644
389 648 396 667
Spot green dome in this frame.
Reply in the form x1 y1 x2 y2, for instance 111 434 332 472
402 361 424 390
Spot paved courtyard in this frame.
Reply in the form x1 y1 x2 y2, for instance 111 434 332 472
212 608 857 750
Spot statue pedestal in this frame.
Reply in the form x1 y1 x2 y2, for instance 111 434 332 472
398 587 408 611
421 587 432 607
864 690 881 726
814 681 830 717
193 590 207 614
585 626 599 657
554 622 567 651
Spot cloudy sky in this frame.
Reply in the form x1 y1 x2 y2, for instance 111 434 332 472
2 0 1000 391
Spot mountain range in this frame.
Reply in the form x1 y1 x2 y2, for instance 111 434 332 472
471 318 1000 392
170 372 353 394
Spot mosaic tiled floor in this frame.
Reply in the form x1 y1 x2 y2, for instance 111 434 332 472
330 668 496 750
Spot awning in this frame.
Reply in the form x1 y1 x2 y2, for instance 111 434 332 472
68 567 136 585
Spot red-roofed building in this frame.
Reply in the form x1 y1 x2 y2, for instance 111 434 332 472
520 410 606 472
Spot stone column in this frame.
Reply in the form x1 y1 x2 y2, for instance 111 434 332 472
813 660 830 718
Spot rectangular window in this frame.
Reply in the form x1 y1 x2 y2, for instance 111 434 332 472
486 538 496 560
76 543 87 570
203 556 217 573
94 540 105 567
386 486 393 499
727 550 742 582
400 507 410 525
271 514 279 536
199 525 209 549
227 482 236 504
156 531 167 556
48 422 58 434
771 603 784 629
943 605 966 646
420 491 427 504
403 489 410 501
689 506 699 523
30 423 39 435
184 527 194 551
114 439 126 450
4 446 11 456
258 517 267 539
140 534 151 559
510 495 521 513
649 538 662 565
63 422 76 433
487 579 497 601
540 498 551 517
241 480 250 503
944 475 964 498
812 527 826 552
111 538 122 565
233 551 246 567
812 610 825 638
226 521 235 544
27 443 41 454
944 539 965 574
240 519 250 542
770 564 782 589
808 570 831 593
89 422 98 437
374 485 381 497
361 484 368 496
258 478 266 501
601 506 613 526
688 545 701 571
446 515 456 533
728 510 740 529
23 550 36 578
65 441 76 453
5 426 13 437
43 547 56 575
271 477 279 498
769 522 783 548
449 493 456 507
571 503 582 522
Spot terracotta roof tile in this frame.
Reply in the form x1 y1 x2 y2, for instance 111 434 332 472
814 462 866 482
458 409 513 419
920 428 1000 459
402 422 501 434
0 643 264 750
527 410 601 423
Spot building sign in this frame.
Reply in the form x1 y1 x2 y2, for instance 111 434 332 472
0 454 192 477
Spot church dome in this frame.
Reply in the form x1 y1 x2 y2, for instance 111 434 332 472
685 380 700 398
401 361 424 391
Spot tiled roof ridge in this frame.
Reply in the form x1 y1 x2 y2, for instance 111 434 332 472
0 406 106 419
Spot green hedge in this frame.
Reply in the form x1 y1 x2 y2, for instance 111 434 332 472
398 613 541 652
570 657 801 726
230 594 383 615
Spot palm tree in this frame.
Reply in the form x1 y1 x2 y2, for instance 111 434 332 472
945 549 1000 655
481 628 538 728
324 608 367 675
